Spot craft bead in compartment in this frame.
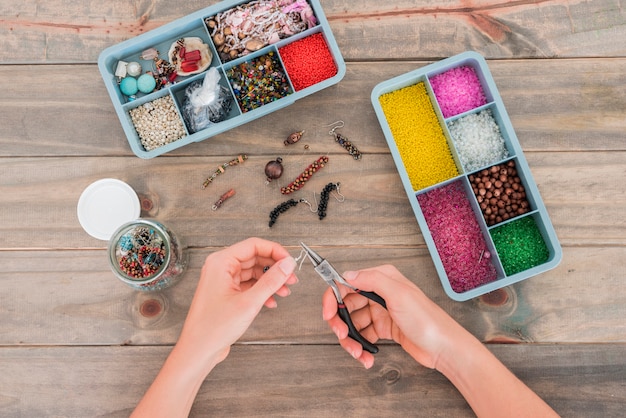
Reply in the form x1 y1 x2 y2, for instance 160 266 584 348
468 159 532 227
278 31 338 91
378 81 459 191
225 50 293 113
446 106 511 172
490 215 550 276
114 27 218 104
417 180 498 293
428 63 491 118
128 93 187 151
171 68 239 134
205 0 318 63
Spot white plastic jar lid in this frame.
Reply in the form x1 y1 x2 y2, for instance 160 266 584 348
77 178 141 240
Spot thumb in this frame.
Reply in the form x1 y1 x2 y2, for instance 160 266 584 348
248 256 297 306
343 267 397 300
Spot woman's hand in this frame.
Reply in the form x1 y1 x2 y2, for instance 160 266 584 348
178 237 298 371
322 264 465 369
131 238 298 418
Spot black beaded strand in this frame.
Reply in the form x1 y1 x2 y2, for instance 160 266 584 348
269 198 300 227
318 182 339 220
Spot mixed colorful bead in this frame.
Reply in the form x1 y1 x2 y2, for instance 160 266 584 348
226 51 292 113
115 226 166 280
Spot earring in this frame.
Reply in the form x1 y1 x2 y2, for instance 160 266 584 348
317 182 343 220
268 198 315 227
327 121 362 160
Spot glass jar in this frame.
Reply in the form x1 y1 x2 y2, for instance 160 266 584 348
108 219 187 291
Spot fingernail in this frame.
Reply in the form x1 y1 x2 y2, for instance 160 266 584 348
343 270 358 281
278 257 296 275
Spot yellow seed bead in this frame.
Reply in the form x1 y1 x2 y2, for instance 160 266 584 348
379 82 458 191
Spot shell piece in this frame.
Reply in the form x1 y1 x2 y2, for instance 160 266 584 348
168 37 213 76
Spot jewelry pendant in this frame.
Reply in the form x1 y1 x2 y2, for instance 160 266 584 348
328 121 361 160
284 130 304 145
264 157 284 183
212 189 236 210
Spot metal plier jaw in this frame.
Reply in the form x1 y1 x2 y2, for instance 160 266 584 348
300 242 387 354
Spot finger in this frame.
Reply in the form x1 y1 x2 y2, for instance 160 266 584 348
228 237 292 266
246 256 297 307
321 287 339 321
342 265 417 300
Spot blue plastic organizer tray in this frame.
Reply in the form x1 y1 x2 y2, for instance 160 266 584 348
371 51 562 301
98 0 345 158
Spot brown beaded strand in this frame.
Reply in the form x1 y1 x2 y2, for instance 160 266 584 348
280 156 329 195
202 154 248 188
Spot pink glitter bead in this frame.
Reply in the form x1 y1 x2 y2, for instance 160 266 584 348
418 181 497 293
429 66 487 118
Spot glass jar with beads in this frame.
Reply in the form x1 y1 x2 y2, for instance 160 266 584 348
108 219 187 291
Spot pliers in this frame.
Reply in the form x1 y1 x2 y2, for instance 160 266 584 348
300 242 387 354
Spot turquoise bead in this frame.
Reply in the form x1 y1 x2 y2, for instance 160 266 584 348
137 74 157 94
120 77 138 96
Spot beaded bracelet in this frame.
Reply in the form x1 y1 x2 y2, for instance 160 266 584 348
202 154 248 188
280 156 329 195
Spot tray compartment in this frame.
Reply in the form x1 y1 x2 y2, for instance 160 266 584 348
204 0 319 64
224 47 294 113
416 179 502 294
377 78 462 192
445 104 513 173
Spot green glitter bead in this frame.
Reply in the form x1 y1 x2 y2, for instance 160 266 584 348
137 74 157 94
120 77 138 96
490 216 549 276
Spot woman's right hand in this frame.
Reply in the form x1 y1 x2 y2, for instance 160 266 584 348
321 264 466 369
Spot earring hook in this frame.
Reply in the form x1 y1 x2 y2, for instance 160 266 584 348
325 120 344 135
333 182 345 202
299 198 317 213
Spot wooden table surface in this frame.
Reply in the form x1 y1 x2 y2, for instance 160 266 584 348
1 1 625 416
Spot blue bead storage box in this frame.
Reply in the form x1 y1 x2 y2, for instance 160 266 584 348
371 51 562 301
98 0 345 158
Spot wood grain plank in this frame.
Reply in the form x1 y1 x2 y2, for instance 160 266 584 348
1 0 625 63
0 344 623 417
0 151 625 249
0 247 623 345
1 59 625 157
